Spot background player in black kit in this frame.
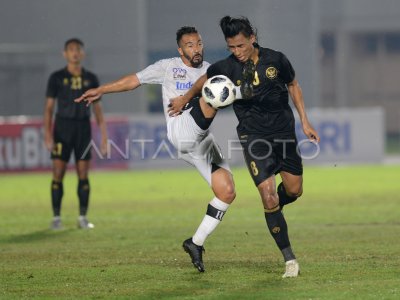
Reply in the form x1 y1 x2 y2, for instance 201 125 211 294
43 38 108 230
169 16 320 278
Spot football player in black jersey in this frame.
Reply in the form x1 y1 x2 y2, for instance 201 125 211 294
43 38 108 230
168 16 320 278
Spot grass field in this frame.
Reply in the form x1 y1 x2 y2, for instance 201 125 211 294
0 165 399 299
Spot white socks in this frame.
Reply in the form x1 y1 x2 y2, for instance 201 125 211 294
192 197 230 246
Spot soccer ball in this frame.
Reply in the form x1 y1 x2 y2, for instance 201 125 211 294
202 75 236 109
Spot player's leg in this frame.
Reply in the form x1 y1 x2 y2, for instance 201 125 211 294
258 176 296 260
257 176 300 278
75 159 93 227
199 96 217 119
186 96 216 130
74 120 94 229
278 172 303 209
182 136 235 272
278 135 303 209
241 136 299 277
190 165 235 245
273 142 303 276
51 159 67 216
50 158 67 229
211 166 235 204
183 166 235 272
49 118 72 230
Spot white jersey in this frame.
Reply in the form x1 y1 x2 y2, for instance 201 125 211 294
136 57 210 122
136 57 230 185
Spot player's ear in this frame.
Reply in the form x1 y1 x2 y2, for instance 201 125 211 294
62 50 67 60
249 34 256 44
177 47 184 57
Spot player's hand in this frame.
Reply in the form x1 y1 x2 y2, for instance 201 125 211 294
168 95 186 117
44 133 53 151
302 121 320 143
100 136 108 157
74 88 103 106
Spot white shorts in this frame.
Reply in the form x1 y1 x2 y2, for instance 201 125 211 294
167 110 231 185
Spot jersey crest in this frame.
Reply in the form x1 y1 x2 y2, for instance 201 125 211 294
266 66 278 79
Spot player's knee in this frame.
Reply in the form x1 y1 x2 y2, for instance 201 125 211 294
264 192 279 209
53 168 65 182
211 169 235 203
286 185 303 198
258 180 279 208
216 183 236 203
76 166 89 180
77 171 88 180
225 184 236 202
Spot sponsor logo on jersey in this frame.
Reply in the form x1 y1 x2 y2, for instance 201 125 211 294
63 78 69 85
173 68 187 79
266 66 278 79
83 80 90 87
176 81 193 90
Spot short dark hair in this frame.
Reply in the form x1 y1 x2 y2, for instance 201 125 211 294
176 26 198 46
64 38 84 50
219 16 257 40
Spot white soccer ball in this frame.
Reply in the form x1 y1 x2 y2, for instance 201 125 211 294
202 75 236 109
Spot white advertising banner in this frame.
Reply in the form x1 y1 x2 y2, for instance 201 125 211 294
210 107 385 166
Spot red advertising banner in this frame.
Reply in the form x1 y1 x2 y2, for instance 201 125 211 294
0 117 130 173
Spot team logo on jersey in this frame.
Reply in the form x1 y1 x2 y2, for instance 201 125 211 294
236 80 241 86
83 80 90 87
266 67 278 79
63 78 69 85
173 68 187 79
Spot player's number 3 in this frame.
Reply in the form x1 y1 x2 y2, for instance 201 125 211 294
253 71 260 86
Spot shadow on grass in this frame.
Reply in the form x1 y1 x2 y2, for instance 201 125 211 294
0 228 74 244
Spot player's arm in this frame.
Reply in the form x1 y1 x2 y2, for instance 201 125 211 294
287 79 320 142
75 74 141 105
43 97 55 151
168 73 207 116
92 101 108 156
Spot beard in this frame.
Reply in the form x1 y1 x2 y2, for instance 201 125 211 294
185 51 203 68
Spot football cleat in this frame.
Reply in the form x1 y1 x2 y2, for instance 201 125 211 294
50 217 62 230
182 238 205 272
240 59 256 99
77 216 95 229
282 259 300 278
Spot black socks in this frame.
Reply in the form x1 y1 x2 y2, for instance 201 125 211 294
51 180 63 217
265 208 296 261
78 179 90 216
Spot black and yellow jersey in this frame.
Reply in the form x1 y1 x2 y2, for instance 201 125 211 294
46 67 99 120
207 47 296 138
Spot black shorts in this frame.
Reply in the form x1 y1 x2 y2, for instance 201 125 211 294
240 134 303 186
51 117 92 162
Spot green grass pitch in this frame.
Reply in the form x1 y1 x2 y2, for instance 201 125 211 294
0 165 399 299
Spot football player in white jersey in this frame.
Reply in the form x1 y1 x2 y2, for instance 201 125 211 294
75 26 235 272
